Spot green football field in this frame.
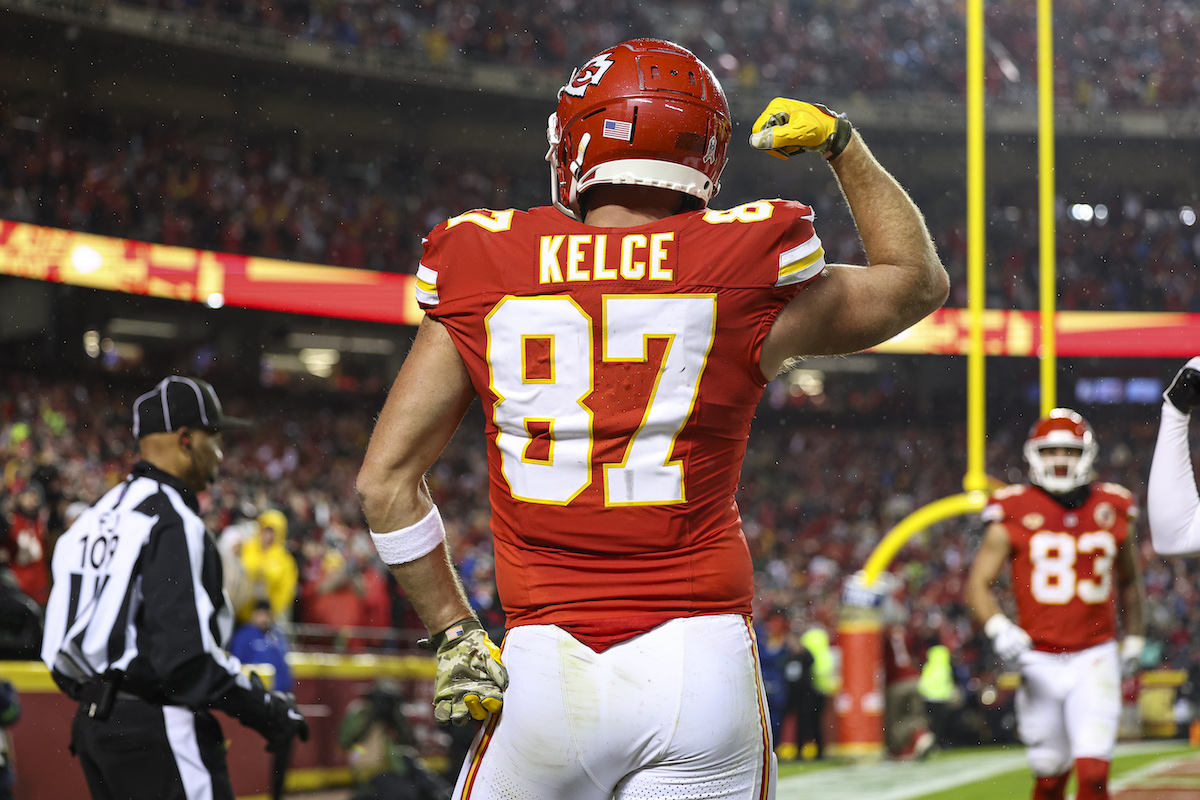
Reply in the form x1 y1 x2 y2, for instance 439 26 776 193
775 741 1198 800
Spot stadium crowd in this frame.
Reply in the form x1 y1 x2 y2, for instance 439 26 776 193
1 109 1198 313
3 367 1199 740
111 0 1198 110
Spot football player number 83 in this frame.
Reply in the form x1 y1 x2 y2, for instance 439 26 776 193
486 294 715 506
1028 530 1116 605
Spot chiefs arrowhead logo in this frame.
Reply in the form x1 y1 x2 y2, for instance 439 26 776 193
561 53 615 98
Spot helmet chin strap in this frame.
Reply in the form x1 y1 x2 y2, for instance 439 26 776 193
569 133 591 179
549 133 593 220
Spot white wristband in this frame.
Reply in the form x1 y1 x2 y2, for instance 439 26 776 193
370 505 446 566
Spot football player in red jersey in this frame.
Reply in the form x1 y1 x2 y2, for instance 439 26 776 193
357 38 948 799
965 409 1146 800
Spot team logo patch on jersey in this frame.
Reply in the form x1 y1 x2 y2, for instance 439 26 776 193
602 119 633 141
1094 501 1115 529
1022 512 1044 530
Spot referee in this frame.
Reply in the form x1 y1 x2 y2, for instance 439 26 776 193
41 376 308 800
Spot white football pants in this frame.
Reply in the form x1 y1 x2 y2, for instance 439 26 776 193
453 614 776 800
1015 640 1120 776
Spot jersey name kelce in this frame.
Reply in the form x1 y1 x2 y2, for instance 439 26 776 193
983 482 1137 653
418 201 824 645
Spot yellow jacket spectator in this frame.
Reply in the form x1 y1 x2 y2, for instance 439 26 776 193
238 509 298 623
800 628 839 696
918 645 955 704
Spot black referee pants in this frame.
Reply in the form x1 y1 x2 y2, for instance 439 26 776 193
71 696 235 800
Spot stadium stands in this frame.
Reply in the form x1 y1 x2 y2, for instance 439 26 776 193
108 0 1199 110
0 108 1196 311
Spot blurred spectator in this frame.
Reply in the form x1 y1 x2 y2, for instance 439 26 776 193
883 599 935 760
0 481 50 606
217 515 257 621
919 640 958 749
299 526 365 647
0 567 42 660
238 508 300 624
230 598 295 694
793 627 837 760
756 609 791 744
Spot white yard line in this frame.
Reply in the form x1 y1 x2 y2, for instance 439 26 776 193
776 750 1028 800
776 742 1191 800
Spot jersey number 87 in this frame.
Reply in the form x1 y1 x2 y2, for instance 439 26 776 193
486 294 715 507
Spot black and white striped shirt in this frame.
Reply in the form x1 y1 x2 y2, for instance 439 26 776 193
41 461 249 708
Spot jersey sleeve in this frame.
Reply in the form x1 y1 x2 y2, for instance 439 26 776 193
1100 482 1139 518
981 485 1025 524
415 208 518 317
767 200 826 290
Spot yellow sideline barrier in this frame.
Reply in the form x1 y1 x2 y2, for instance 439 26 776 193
288 651 437 680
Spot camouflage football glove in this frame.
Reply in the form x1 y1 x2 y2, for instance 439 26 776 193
749 98 853 160
421 619 508 726
1164 357 1200 414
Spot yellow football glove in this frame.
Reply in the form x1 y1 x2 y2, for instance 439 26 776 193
749 98 853 160
421 619 508 726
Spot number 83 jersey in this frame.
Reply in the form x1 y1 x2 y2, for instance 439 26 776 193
983 482 1138 653
418 200 824 643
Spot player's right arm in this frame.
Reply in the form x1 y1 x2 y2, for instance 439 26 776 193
965 521 1032 665
965 522 1011 627
356 316 479 636
752 100 950 378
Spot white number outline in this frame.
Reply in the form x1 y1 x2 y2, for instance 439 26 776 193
447 209 515 232
702 202 775 224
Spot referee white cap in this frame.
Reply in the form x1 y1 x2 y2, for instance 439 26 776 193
133 376 252 439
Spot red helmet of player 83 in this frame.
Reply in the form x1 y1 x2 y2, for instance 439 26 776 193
1023 408 1099 494
546 38 732 219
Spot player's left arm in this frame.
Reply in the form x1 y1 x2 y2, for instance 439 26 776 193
757 113 949 377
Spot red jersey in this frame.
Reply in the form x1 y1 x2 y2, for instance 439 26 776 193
418 201 824 644
982 482 1137 653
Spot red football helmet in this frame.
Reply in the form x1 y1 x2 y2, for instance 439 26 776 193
546 38 732 219
1023 408 1098 494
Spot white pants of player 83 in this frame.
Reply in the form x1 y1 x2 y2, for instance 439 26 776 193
453 614 775 800
1015 640 1121 776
